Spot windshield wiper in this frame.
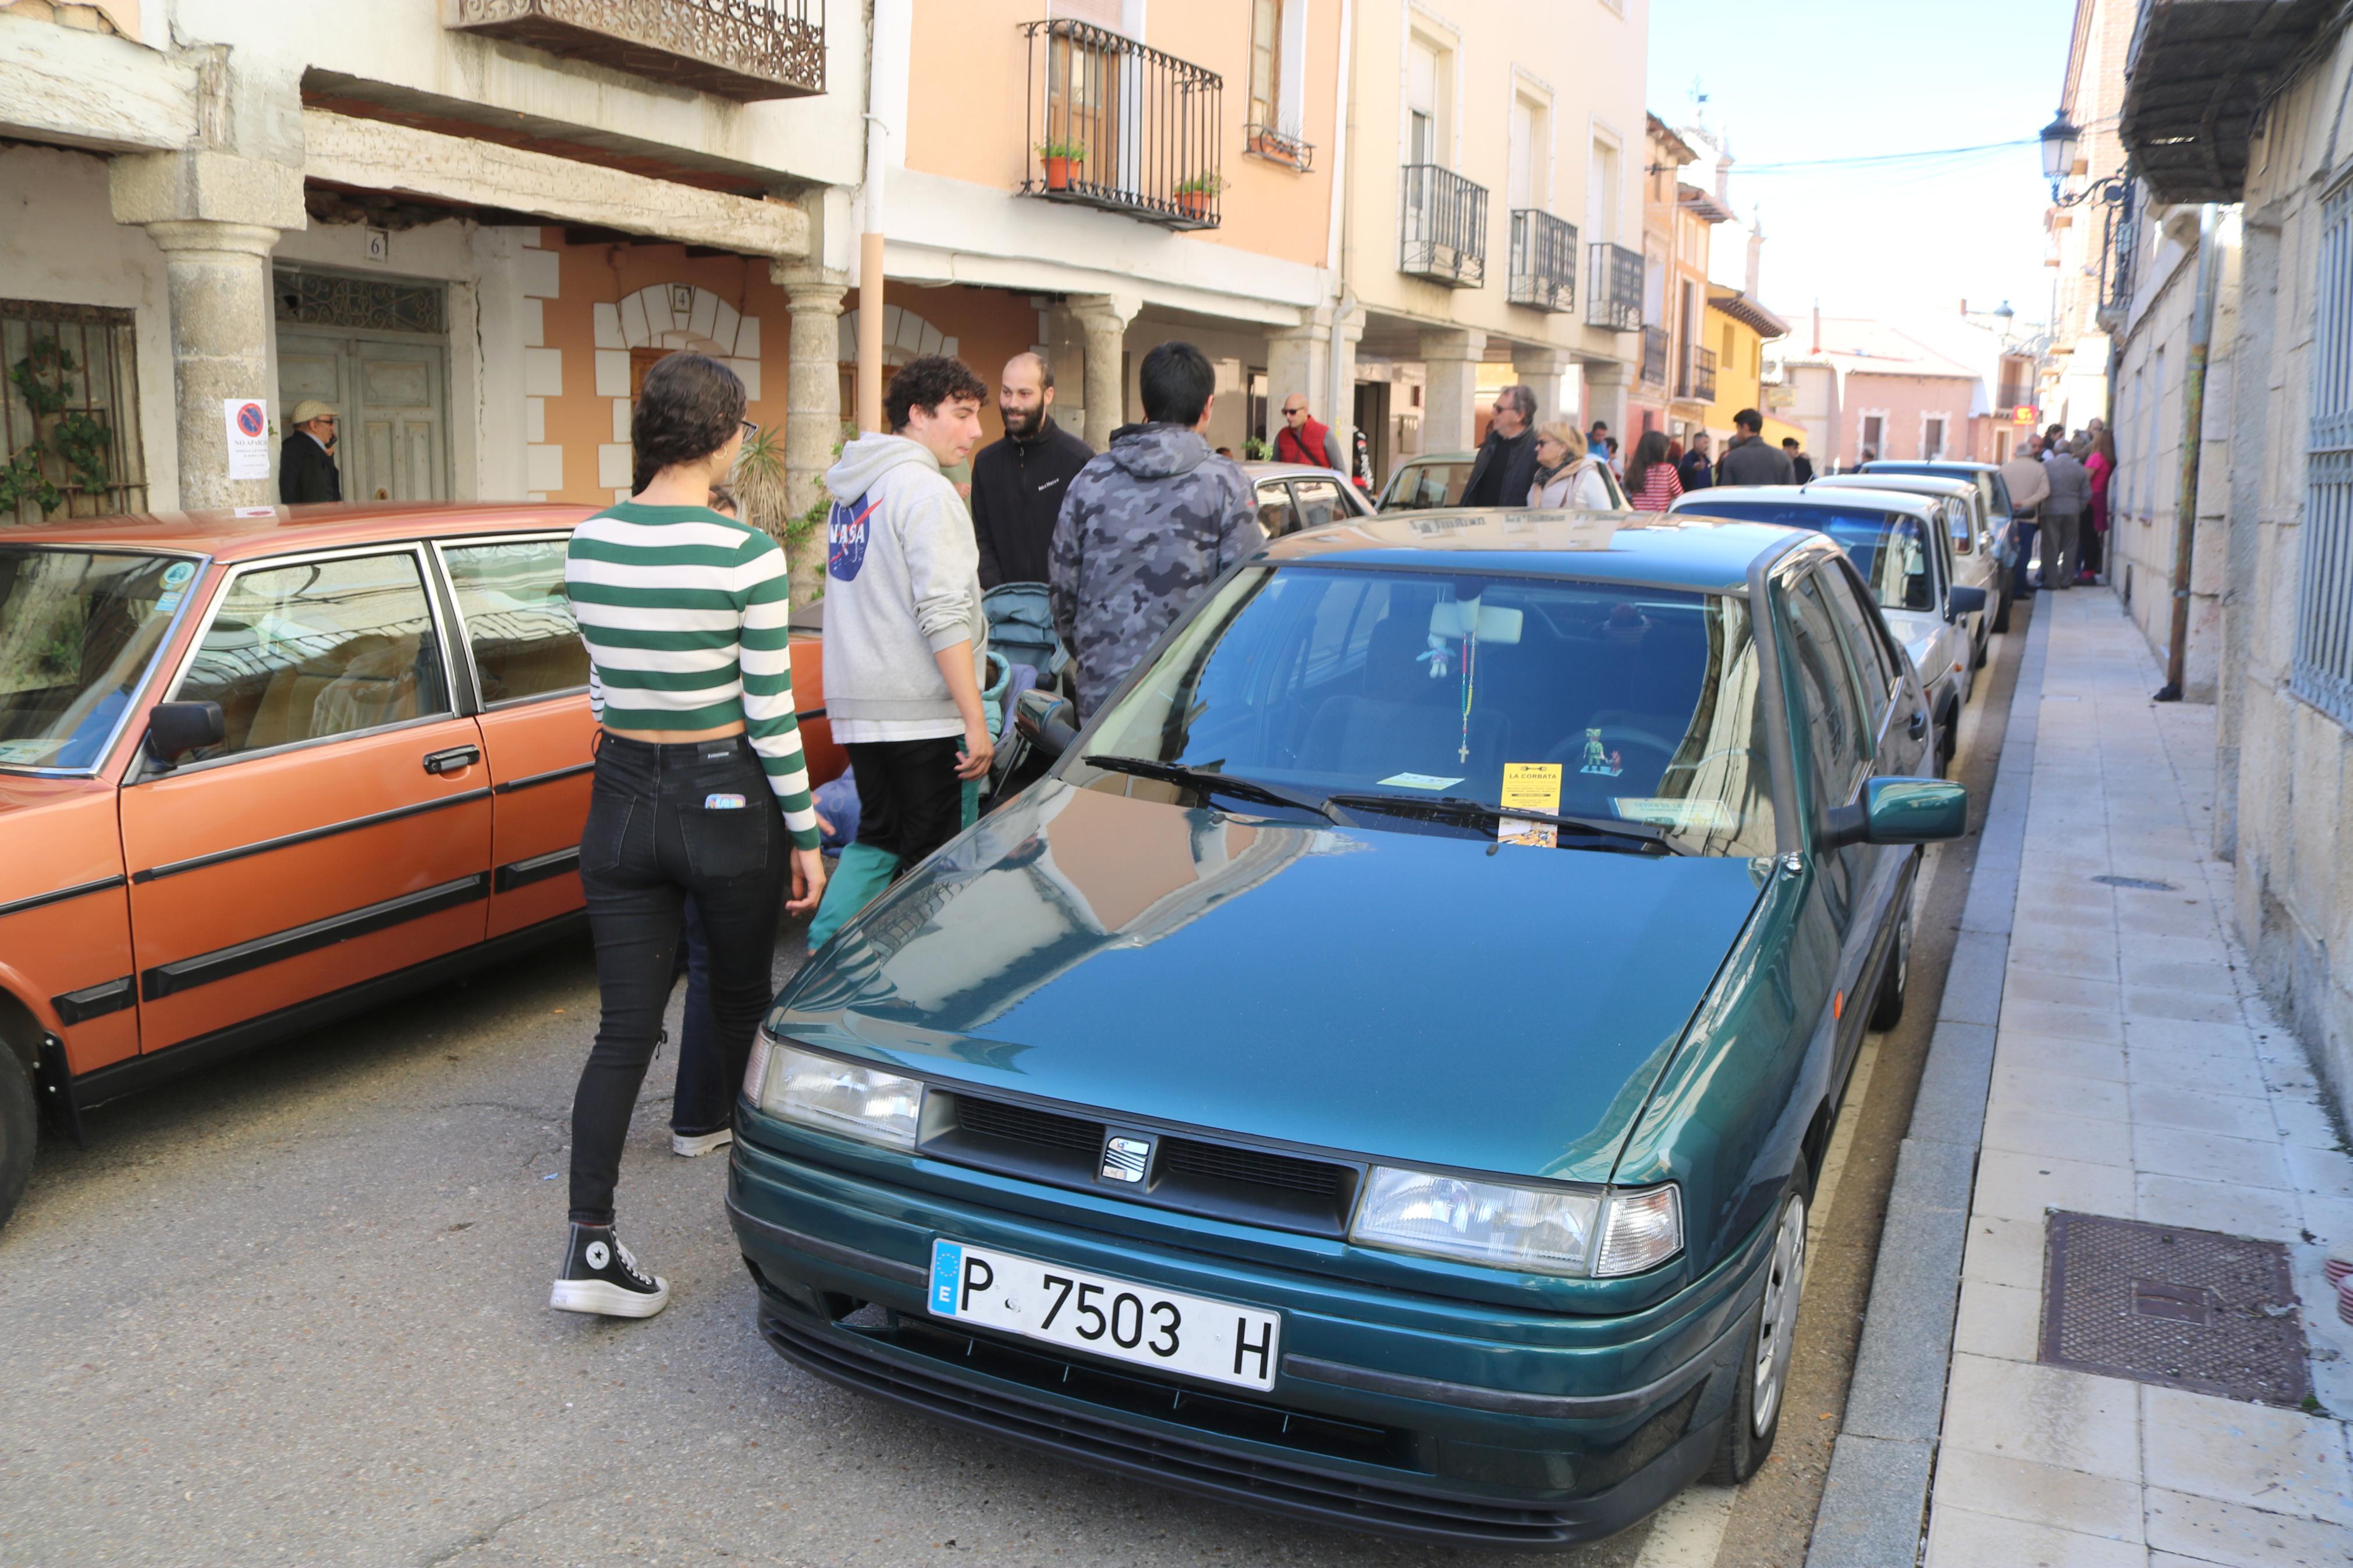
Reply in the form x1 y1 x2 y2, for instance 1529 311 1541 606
1323 792 1682 854
1084 756 1342 823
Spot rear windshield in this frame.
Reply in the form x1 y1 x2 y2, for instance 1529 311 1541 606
1681 501 1936 614
1871 463 2001 519
1381 460 1474 511
0 547 184 771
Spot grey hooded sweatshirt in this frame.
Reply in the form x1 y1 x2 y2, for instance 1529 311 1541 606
821 432 986 735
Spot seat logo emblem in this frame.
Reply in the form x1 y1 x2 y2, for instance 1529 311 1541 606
1101 1135 1151 1183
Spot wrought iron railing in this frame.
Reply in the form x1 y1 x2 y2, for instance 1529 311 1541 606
1021 19 1223 231
1399 165 1488 287
2098 182 2139 330
1243 123 1313 172
1692 347 1717 403
1506 209 1577 312
446 0 825 100
1640 325 1669 387
1585 242 1643 332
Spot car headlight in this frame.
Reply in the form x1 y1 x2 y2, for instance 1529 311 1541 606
1349 1167 1681 1278
751 1037 924 1150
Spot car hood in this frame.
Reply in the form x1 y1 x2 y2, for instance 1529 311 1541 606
773 780 1770 1184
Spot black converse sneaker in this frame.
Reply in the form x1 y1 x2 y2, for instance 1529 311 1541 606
550 1225 670 1318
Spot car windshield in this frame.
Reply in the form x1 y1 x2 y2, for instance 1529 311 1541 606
1682 502 1935 613
0 547 185 771
1873 464 2001 520
1079 565 1779 856
1381 460 1474 511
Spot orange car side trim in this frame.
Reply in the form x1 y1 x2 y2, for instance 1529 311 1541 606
492 760 596 795
132 788 493 883
140 872 491 1001
493 845 580 891
54 976 134 1023
0 874 127 920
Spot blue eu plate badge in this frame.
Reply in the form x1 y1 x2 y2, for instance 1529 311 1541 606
704 792 746 810
930 1239 964 1314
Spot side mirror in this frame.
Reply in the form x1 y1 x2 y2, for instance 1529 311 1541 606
1013 688 1078 760
1945 585 1988 621
144 701 223 771
1823 777 1967 849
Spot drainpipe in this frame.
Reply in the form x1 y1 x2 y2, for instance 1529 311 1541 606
1322 0 1355 453
2155 202 2219 702
858 0 910 435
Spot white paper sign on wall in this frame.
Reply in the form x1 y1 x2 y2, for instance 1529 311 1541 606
223 399 271 481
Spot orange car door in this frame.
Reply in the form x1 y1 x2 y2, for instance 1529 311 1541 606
434 535 597 938
118 545 493 1053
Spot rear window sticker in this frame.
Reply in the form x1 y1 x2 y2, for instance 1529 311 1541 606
1498 762 1563 848
1578 728 1624 777
161 561 197 590
1378 772 1463 791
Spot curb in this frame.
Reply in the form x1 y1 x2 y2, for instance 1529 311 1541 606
1802 597 2052 1567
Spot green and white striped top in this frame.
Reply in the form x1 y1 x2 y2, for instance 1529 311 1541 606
565 500 820 851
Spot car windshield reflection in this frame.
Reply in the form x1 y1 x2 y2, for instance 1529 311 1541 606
0 547 182 771
1684 502 1936 614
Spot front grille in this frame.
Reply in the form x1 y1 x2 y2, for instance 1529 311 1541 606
955 1096 1103 1153
1163 1138 1348 1199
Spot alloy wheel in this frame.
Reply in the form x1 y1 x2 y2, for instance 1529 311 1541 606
1752 1192 1807 1435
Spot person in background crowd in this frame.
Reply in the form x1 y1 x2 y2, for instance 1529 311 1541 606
1859 446 1879 464
1783 436 1815 484
1273 394 1345 471
1463 385 1539 507
970 353 1094 589
1626 429 1685 510
1999 442 2050 600
279 400 341 503
1215 446 1234 457
1678 432 1715 492
1716 409 1797 485
1051 341 1264 719
1350 425 1375 493
2040 438 2092 591
1587 420 1617 472
1529 423 1612 509
2082 427 2116 585
554 353 826 1321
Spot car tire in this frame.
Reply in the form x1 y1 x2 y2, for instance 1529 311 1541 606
0 1051 35 1233
1972 624 1990 669
1869 897 1912 1032
1992 587 2013 634
1708 1169 1808 1485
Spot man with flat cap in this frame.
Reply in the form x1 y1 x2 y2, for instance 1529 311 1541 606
280 400 342 504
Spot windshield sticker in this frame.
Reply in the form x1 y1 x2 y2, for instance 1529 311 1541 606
1497 762 1562 848
0 740 56 765
1578 728 1625 778
1377 771 1463 791
153 591 183 614
1614 798 1732 833
161 561 196 590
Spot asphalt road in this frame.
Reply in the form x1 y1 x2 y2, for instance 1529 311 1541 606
0 611 2026 1568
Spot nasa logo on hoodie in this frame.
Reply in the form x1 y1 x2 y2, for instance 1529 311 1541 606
828 494 876 581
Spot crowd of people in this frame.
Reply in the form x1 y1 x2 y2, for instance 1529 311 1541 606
1997 419 2115 596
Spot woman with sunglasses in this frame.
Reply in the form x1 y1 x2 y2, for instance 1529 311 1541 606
553 353 825 1318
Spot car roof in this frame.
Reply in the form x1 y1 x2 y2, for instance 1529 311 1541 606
1863 458 1999 476
1808 472 1978 500
1237 461 1354 483
0 500 598 562
1395 451 1477 464
1258 507 1824 592
1676 485 1946 522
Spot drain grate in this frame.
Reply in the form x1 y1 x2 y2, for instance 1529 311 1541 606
2040 1211 2311 1406
2093 874 2178 891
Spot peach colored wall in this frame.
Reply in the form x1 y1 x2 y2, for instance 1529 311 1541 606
1836 374 1977 468
842 283 1046 449
902 1 1339 269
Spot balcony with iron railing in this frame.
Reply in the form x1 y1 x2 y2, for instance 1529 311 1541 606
1640 325 1669 387
1021 19 1223 230
446 0 825 99
1243 123 1313 172
1585 242 1642 332
1399 165 1488 287
1506 209 1577 312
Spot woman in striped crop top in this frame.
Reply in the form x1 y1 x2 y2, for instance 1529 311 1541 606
550 352 825 1321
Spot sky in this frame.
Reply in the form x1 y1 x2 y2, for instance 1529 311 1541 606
1643 0 2077 332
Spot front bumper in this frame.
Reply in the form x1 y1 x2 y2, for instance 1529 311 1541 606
726 1128 1769 1546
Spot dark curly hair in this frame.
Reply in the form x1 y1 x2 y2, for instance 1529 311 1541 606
631 352 746 483
885 354 988 433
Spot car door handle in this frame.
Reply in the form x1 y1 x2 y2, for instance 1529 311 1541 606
423 745 481 776
1907 709 1929 741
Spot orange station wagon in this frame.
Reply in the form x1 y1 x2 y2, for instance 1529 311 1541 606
0 503 843 1229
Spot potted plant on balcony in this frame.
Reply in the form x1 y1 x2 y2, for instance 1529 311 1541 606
1037 141 1087 191
1173 173 1223 221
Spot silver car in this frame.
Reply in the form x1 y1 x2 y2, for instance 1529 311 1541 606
1236 461 1376 537
1375 450 1631 513
1805 472 2001 667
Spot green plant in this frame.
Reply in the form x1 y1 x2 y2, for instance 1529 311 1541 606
1037 141 1089 161
1243 436 1270 461
1174 173 1225 197
6 338 74 418
730 421 793 545
51 413 111 493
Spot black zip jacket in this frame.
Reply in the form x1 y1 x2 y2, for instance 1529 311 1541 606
970 421 1095 588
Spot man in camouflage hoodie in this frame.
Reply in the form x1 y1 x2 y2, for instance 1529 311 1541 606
1050 341 1266 717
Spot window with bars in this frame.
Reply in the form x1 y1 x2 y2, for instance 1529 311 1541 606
0 301 147 524
2293 183 2353 728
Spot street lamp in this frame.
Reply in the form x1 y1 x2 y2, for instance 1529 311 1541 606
2040 110 2082 192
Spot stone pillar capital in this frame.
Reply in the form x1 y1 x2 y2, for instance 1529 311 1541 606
1510 346 1578 376
136 219 285 260
1419 326 1487 364
1070 291 1141 332
772 260 850 305
108 149 306 232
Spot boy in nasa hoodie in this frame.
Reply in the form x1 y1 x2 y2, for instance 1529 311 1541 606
808 355 992 943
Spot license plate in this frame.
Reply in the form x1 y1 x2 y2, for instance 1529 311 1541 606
927 1239 1280 1392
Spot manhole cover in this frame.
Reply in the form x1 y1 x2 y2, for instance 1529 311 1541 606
2092 874 2178 891
2040 1211 2310 1406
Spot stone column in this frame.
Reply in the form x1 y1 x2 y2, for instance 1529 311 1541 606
1265 315 1330 445
1070 293 1140 452
1582 358 1632 451
1328 305 1366 478
1511 346 1577 432
1419 327 1487 454
775 264 848 603
109 151 304 511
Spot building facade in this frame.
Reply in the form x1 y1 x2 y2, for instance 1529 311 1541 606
2038 0 2135 436
1629 114 1716 444
1775 315 1993 472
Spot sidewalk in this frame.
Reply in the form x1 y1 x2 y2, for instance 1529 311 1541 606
1921 589 2353 1567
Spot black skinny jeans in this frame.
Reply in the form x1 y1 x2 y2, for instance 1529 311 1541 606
569 734 785 1226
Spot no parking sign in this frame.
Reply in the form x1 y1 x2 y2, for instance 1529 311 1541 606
222 398 271 481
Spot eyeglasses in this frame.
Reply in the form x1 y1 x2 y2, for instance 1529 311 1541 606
740 420 758 440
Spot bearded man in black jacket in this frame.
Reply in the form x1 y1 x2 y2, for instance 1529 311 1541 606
970 353 1094 588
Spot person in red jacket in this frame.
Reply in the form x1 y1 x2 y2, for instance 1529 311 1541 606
1273 396 1345 470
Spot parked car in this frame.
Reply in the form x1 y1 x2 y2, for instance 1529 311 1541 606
0 503 844 1231
1237 461 1378 537
726 510 1964 1545
1668 487 1983 775
1805 472 2001 664
1861 459 2020 629
1377 450 1630 512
